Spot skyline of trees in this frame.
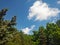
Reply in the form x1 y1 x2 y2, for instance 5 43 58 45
0 9 60 45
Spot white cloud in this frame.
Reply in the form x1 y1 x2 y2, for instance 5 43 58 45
22 25 35 34
28 0 60 21
57 0 60 4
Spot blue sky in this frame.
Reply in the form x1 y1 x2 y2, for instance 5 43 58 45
0 0 60 34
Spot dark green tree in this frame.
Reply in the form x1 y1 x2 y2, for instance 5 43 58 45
56 20 60 28
0 9 17 45
38 26 46 45
46 23 60 45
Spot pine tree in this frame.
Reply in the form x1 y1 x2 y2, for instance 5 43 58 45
38 26 46 45
0 8 17 45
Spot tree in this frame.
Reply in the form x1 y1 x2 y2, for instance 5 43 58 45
32 31 39 45
32 26 47 45
0 9 17 45
38 26 46 45
56 20 60 28
46 23 60 45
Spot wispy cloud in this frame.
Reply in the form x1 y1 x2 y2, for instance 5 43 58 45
22 25 35 34
57 0 60 4
28 0 60 21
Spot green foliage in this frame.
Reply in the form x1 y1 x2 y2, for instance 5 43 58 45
56 20 60 27
32 22 60 45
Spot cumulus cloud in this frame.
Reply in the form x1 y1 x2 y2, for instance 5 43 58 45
57 0 60 4
28 0 60 21
22 25 35 34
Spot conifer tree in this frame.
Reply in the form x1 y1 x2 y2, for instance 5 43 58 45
0 9 17 45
